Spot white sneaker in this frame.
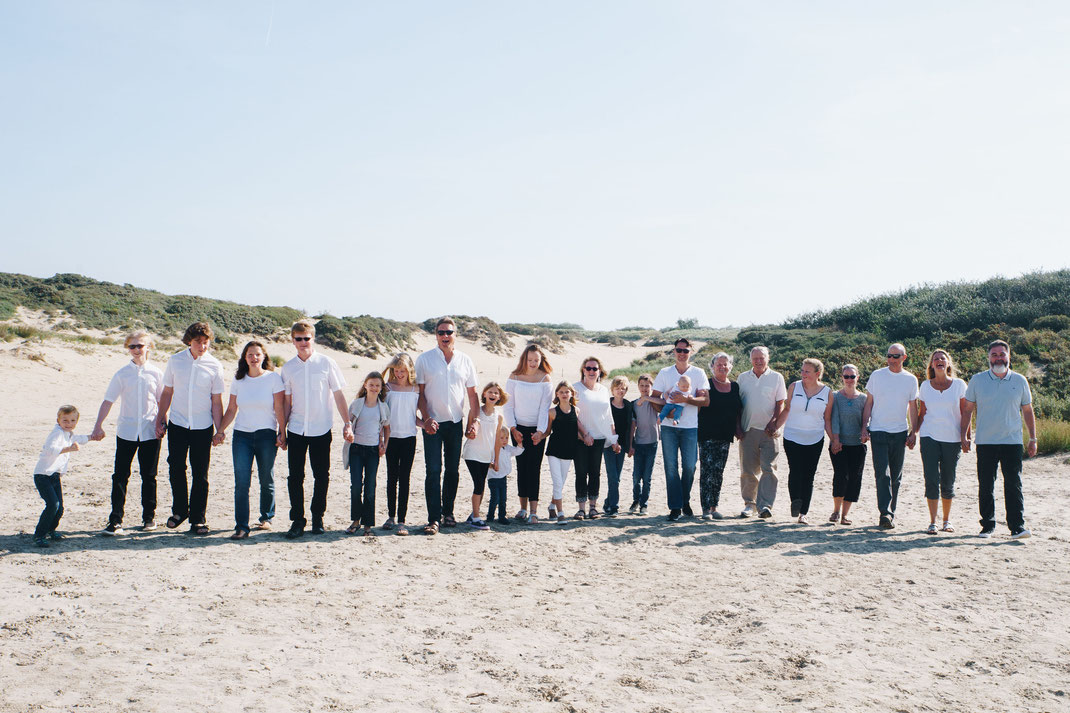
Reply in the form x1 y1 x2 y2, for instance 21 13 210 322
740 505 756 518
1011 528 1032 540
102 523 123 536
978 528 995 538
142 520 157 531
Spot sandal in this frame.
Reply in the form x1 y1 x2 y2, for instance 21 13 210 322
527 514 539 525
423 521 439 536
442 516 457 528
547 507 557 520
363 528 374 537
514 510 528 522
166 516 183 529
229 529 249 540
345 523 360 535
587 508 600 520
925 523 938 535
941 521 955 533
840 516 852 525
573 510 585 521
396 522 409 536
191 525 210 536
382 517 395 531
829 512 840 523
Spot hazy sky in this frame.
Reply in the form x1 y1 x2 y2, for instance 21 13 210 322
3 2 1069 329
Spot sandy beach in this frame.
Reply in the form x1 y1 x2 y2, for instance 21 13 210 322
2 330 1068 712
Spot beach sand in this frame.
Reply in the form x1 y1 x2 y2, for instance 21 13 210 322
1 331 1068 712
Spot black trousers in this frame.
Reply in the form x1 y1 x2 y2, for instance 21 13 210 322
977 444 1025 532
287 430 333 527
830 443 866 502
385 436 416 521
785 438 824 516
574 439 605 502
167 423 214 526
513 424 546 500
109 436 161 525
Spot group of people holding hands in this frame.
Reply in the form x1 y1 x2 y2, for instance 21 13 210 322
29 317 1037 547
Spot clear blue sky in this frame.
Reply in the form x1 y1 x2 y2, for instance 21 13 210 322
3 2 1069 329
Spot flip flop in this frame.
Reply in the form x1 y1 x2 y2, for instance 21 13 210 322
345 523 360 535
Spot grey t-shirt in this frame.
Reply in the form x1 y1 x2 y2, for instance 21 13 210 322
830 391 868 446
633 398 660 445
353 401 382 447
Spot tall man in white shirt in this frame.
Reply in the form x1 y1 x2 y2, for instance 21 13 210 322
154 322 226 535
415 317 479 533
737 346 787 518
861 342 919 529
280 320 352 539
652 338 710 521
92 330 165 535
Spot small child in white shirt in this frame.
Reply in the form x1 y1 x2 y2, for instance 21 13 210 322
659 375 692 425
33 405 92 547
488 427 523 525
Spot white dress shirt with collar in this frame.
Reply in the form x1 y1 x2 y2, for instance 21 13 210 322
104 360 165 441
162 349 225 430
415 347 478 423
281 351 347 437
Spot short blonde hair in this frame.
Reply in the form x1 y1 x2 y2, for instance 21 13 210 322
57 404 79 418
291 320 316 336
123 330 153 349
383 353 416 386
802 358 825 378
610 375 630 392
579 356 608 381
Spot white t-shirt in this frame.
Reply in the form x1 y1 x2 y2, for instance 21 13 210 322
489 443 524 479
385 388 420 438
738 369 788 432
462 407 501 463
782 382 831 446
653 364 710 430
281 352 347 437
918 378 967 443
230 371 285 433
415 347 478 424
573 381 618 444
865 367 919 433
163 349 226 430
103 360 165 441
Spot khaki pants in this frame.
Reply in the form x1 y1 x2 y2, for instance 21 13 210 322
740 428 779 511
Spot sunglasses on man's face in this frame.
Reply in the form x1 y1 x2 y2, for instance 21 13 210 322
293 336 312 342
675 348 690 354
842 375 857 379
128 344 145 350
437 330 454 336
886 354 903 359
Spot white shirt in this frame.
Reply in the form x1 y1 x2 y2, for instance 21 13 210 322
103 360 165 441
783 382 831 446
34 425 90 475
489 443 524 479
653 364 710 430
385 388 420 438
230 371 285 433
918 378 967 443
865 367 919 433
503 378 553 431
738 368 788 432
281 352 347 437
573 381 618 444
462 407 501 463
415 347 478 423
162 349 225 430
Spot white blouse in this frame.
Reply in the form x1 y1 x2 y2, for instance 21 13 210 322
462 407 501 463
573 381 618 445
503 377 553 431
385 388 420 439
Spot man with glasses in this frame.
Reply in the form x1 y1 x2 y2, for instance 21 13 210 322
737 345 787 518
280 319 352 538
92 330 165 535
960 340 1036 539
415 316 480 534
652 338 710 521
861 343 919 529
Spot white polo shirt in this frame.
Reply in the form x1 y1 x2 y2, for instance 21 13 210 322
103 360 165 441
652 364 710 430
281 351 347 437
162 349 225 430
738 368 788 432
415 347 478 423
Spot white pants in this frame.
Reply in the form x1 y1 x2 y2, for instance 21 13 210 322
547 456 572 501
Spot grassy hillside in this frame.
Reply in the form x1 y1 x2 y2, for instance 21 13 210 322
612 271 1070 454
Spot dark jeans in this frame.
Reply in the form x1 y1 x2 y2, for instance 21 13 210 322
33 472 63 539
977 444 1025 532
698 439 731 511
870 430 907 518
488 478 508 520
232 429 277 532
574 439 605 502
514 425 546 500
167 422 214 526
830 443 866 502
423 419 463 523
286 430 332 528
603 447 625 511
785 438 824 516
466 459 490 496
349 443 379 527
109 436 160 525
631 442 656 506
386 436 416 521
920 436 959 500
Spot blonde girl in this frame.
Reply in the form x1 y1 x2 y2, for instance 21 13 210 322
462 382 507 529
382 353 421 536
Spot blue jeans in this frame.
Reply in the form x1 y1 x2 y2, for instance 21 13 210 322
487 478 508 520
232 429 277 532
631 442 657 506
33 472 63 539
603 447 625 512
659 403 684 423
349 444 379 527
661 427 698 510
423 419 463 523
870 430 907 518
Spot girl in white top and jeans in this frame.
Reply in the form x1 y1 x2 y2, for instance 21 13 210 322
774 358 833 524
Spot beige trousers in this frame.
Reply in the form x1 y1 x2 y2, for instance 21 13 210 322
740 427 779 510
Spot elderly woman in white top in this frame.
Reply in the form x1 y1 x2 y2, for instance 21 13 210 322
91 330 165 536
154 322 226 536
218 340 286 539
917 349 968 534
504 344 553 522
773 358 833 524
572 356 620 520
